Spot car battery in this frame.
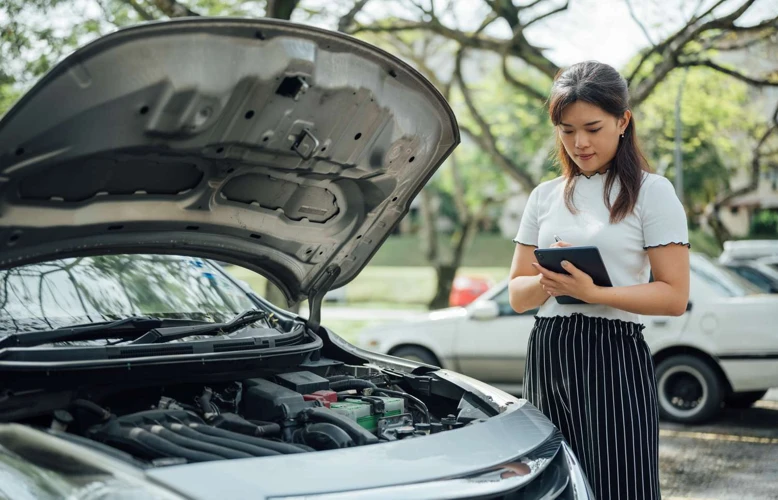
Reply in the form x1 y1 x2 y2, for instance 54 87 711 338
329 397 405 432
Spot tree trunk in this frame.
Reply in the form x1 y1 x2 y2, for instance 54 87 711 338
419 189 439 263
706 204 734 245
266 0 300 20
428 264 457 310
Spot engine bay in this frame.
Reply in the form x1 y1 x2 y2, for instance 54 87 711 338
17 358 491 467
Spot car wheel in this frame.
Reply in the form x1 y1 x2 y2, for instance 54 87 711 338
390 346 439 366
656 355 723 424
725 390 767 409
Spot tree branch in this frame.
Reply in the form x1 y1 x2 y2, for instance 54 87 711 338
714 104 778 207
338 0 371 32
119 0 156 20
713 35 774 51
628 0 759 89
383 34 451 97
455 50 537 192
524 1 570 29
151 0 198 17
352 1 561 80
483 0 519 27
520 0 548 10
476 11 501 33
629 0 766 105
624 0 655 47
350 20 507 53
266 0 301 20
690 0 730 24
678 60 778 87
501 53 547 102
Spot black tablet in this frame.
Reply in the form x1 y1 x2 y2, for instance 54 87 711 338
533 246 613 304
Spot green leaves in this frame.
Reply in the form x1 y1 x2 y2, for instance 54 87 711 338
636 66 762 209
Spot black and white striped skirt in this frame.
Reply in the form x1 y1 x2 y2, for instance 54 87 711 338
524 314 661 500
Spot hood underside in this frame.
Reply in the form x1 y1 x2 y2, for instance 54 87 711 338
0 18 459 305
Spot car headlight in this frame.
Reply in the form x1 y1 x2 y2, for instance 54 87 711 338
0 424 183 500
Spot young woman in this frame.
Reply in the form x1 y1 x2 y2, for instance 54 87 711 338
508 61 690 499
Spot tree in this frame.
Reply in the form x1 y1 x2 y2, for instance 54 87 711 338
636 67 765 216
349 0 778 198
4 0 778 307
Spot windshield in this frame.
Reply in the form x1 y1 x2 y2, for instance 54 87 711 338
0 255 257 334
691 254 764 297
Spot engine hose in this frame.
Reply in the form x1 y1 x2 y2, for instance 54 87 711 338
145 425 251 460
70 399 111 421
117 409 203 427
209 413 281 438
187 423 311 454
293 423 354 450
166 423 280 457
108 425 222 462
329 379 377 392
246 420 282 437
197 388 219 415
302 407 378 445
373 389 431 424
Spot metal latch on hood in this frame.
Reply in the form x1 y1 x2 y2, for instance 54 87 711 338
291 128 320 161
306 264 341 331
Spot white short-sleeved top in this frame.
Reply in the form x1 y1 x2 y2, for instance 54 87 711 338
514 170 689 323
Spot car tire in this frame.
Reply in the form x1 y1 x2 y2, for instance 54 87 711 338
390 346 439 367
725 390 767 409
656 355 723 424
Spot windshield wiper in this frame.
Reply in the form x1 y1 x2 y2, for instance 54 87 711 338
0 316 217 349
129 309 270 345
0 310 271 349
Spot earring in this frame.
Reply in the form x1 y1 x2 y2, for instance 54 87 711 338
620 132 625 139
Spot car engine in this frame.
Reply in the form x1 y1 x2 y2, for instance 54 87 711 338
38 365 472 467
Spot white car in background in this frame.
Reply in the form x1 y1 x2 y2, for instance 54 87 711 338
719 239 778 264
355 253 778 424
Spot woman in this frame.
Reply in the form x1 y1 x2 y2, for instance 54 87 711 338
508 61 690 500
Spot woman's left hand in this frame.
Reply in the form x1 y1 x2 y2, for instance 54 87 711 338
532 260 599 303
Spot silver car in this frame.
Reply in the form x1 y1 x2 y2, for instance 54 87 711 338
0 18 591 499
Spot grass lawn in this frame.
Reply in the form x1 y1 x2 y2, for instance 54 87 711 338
319 319 386 343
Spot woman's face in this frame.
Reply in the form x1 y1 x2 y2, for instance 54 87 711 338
558 100 630 175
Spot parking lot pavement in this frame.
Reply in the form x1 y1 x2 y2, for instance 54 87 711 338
659 390 778 499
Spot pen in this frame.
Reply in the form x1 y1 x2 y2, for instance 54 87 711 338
554 235 561 243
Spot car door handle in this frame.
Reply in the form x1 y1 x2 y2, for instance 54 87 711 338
652 319 668 327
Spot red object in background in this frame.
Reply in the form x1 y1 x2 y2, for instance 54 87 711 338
303 390 338 408
449 276 493 307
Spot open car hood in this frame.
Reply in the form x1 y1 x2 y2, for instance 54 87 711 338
0 18 459 307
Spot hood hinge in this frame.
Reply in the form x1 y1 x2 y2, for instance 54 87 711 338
306 264 341 331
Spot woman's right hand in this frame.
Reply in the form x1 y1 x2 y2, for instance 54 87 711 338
550 240 573 248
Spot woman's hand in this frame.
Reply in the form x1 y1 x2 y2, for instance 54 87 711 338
532 243 599 302
550 240 572 249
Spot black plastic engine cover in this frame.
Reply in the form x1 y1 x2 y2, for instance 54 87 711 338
242 378 318 420
274 371 330 394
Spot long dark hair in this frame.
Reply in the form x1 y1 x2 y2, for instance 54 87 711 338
548 61 650 223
